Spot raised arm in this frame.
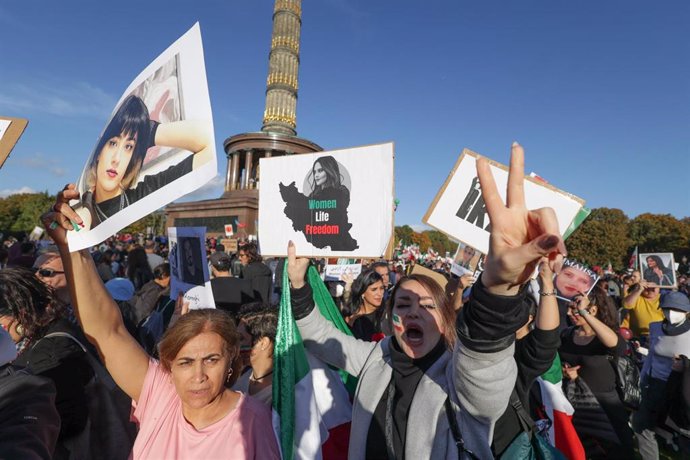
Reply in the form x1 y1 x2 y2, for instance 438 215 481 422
623 280 647 308
154 119 212 170
572 295 619 348
43 185 149 401
454 142 567 424
536 260 560 331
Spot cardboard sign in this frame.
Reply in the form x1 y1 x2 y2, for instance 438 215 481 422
639 252 677 288
423 149 585 255
450 242 482 277
554 258 599 302
168 226 214 307
67 23 216 251
220 238 238 253
259 143 394 257
410 264 449 290
224 224 234 237
0 117 29 169
324 263 362 281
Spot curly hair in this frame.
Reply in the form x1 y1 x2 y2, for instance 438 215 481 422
238 302 278 355
0 267 66 342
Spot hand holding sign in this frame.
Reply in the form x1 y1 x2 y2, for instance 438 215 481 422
477 142 567 295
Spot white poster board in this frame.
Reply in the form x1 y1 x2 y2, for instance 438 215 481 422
639 252 677 288
324 263 362 281
259 143 395 257
168 226 215 308
67 23 216 251
423 149 585 255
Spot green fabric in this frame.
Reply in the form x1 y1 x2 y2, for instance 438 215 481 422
562 206 591 240
500 431 566 460
273 261 310 460
307 265 358 393
541 354 563 385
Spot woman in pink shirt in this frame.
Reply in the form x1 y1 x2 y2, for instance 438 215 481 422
43 186 280 460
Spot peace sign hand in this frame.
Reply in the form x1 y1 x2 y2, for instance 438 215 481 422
477 142 567 295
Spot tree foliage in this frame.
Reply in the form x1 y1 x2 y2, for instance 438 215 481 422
566 208 632 270
423 230 457 256
0 192 55 234
629 213 690 256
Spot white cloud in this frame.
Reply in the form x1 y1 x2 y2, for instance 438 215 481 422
0 80 115 118
0 186 36 198
408 223 433 233
17 152 67 177
176 174 225 202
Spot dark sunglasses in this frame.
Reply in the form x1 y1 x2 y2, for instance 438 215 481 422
34 267 64 277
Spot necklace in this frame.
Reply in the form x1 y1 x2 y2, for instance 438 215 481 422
250 369 274 381
94 189 130 223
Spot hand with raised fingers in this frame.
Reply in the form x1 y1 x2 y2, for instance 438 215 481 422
286 241 310 289
476 142 567 295
41 184 84 248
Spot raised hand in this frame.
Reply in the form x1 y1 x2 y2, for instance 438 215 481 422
286 241 310 289
476 142 567 295
41 184 84 247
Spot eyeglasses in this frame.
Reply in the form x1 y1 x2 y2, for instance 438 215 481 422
34 267 64 277
239 253 248 258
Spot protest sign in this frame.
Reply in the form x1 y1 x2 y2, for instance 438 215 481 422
67 23 216 251
423 149 585 255
0 117 29 169
450 242 482 277
224 224 234 237
553 259 599 302
411 264 448 290
220 238 238 253
258 143 394 257
639 252 676 288
28 226 44 242
168 226 215 307
324 263 362 281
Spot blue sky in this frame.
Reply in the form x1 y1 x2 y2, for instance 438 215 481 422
1 0 688 228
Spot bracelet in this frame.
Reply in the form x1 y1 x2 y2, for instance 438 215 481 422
539 290 557 296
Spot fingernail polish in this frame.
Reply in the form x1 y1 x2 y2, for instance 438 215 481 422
538 235 559 250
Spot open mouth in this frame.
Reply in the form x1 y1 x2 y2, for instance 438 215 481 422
404 324 424 346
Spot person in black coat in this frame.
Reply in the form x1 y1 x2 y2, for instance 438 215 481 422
238 242 273 305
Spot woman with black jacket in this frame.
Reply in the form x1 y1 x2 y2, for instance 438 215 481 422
492 261 561 457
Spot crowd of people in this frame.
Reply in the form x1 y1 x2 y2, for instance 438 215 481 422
0 145 688 459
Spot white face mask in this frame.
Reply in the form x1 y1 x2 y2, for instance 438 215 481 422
666 309 688 325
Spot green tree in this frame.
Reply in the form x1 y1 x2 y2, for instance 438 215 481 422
0 192 55 233
629 213 690 255
394 225 415 246
423 230 457 256
566 207 631 270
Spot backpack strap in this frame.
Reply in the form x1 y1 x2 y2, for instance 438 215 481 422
444 396 480 459
39 332 118 391
509 389 535 436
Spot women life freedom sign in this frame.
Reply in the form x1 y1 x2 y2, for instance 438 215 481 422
258 143 394 257
424 149 585 255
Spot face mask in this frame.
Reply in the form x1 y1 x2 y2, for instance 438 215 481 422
665 309 688 325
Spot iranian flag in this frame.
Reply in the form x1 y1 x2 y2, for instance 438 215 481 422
536 355 585 460
273 265 353 459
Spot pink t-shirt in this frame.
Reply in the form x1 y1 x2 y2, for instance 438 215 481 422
131 359 280 459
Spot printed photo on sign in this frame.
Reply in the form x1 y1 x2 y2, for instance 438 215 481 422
168 226 215 307
553 259 599 302
259 143 394 257
67 23 216 252
423 149 585 255
450 242 482 276
639 253 676 288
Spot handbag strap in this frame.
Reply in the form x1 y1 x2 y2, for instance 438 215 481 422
509 389 535 436
444 396 480 460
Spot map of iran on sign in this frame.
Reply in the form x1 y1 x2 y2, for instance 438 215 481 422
259 143 394 257
423 149 585 255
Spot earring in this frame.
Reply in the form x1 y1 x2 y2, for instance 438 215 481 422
226 368 233 383
15 324 24 337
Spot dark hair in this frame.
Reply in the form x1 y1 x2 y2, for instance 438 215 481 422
239 242 261 264
153 262 170 279
238 302 278 353
127 246 154 288
20 242 35 255
343 269 383 317
0 267 66 342
158 309 240 385
310 155 343 193
86 95 151 192
588 287 619 331
389 274 457 349
370 261 389 272
646 255 668 271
